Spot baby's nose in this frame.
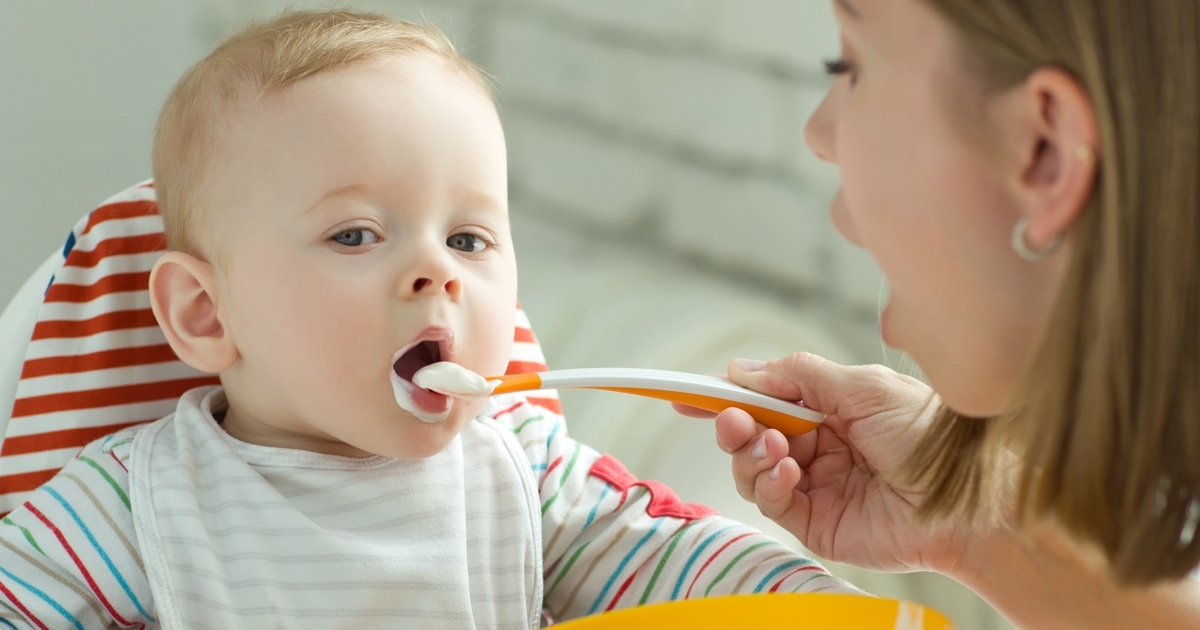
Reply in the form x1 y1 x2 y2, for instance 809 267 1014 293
410 275 461 298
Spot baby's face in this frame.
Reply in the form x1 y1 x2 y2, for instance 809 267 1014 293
202 54 516 459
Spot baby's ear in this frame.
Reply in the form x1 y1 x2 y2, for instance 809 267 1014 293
149 251 237 374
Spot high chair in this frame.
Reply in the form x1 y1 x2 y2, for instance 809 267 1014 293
0 181 559 516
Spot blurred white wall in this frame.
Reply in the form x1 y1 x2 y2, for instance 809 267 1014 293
0 1 1008 627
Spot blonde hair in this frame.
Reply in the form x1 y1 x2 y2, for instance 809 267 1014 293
152 10 491 257
906 0 1200 585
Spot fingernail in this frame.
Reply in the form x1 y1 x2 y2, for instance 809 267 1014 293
733 359 766 372
769 462 781 481
751 436 767 459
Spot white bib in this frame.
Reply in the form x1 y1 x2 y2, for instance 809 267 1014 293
129 387 543 629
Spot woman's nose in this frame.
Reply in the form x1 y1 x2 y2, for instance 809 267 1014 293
804 89 839 164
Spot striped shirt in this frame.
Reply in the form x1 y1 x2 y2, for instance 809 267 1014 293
0 386 861 629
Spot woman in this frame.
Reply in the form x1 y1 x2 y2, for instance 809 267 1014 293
686 0 1200 626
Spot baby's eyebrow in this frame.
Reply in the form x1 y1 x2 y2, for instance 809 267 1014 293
301 184 369 217
461 189 508 217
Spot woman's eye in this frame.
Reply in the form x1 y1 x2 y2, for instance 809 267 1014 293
447 232 487 253
824 57 858 85
331 228 380 247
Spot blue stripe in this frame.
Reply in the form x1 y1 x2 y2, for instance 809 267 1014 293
0 564 84 630
753 558 809 592
583 485 611 529
586 516 664 615
545 421 561 453
44 487 155 621
671 525 736 599
61 231 77 258
0 616 18 629
531 463 547 472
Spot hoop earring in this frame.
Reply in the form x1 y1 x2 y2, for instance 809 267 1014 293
1011 217 1062 262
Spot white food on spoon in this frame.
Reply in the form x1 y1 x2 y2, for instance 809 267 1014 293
412 362 500 400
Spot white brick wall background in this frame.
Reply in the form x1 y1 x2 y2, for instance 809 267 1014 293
0 1 1011 627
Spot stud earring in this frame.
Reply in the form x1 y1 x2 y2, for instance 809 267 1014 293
1012 217 1062 262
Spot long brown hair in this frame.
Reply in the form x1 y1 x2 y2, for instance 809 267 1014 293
906 0 1200 585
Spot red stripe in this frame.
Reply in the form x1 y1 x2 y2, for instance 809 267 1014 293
495 402 526 417
526 396 563 415
768 565 823 593
513 327 535 343
0 421 149 457
27 503 134 626
64 234 165 269
505 360 548 375
44 272 150 304
10 376 218 418
685 532 754 598
0 469 59 496
20 344 180 379
82 200 160 235
541 455 565 492
32 309 159 340
605 570 640 612
108 450 128 473
0 577 50 630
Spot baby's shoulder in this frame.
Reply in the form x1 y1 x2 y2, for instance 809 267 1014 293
85 421 153 469
481 394 566 442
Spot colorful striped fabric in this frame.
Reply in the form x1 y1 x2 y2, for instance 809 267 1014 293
0 181 560 518
0 385 860 628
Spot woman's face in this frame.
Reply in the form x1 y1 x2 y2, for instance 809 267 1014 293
806 0 1072 416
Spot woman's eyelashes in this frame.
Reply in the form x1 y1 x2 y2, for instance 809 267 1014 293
824 57 858 85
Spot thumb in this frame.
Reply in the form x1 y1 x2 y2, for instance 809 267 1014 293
728 352 860 416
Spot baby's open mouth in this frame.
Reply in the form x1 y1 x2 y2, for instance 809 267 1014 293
390 339 451 422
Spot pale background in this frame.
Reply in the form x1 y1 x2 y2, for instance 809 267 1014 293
0 0 1010 627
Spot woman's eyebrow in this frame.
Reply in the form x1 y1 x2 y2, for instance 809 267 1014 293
837 0 861 19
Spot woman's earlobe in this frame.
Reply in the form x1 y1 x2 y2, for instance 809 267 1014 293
149 251 237 374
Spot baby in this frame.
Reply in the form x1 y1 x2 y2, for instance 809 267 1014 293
0 10 860 629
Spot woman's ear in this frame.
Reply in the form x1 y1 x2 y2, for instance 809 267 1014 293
149 251 237 374
1010 67 1101 249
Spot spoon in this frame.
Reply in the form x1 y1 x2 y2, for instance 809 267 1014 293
489 367 823 435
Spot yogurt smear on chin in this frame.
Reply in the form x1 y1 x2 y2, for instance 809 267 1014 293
412 362 499 400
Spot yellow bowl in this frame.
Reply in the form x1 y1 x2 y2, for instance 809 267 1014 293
554 594 954 629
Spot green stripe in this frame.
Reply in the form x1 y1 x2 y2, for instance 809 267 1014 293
78 456 130 510
541 443 581 515
511 415 545 434
547 540 591 597
789 572 833 593
107 438 135 450
1 517 45 556
638 523 694 604
704 541 771 596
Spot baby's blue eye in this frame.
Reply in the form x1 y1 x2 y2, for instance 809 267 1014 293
332 229 378 247
447 233 487 253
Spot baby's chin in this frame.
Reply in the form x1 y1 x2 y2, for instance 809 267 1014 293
368 402 484 460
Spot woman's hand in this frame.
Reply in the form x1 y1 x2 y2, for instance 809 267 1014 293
697 353 970 574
